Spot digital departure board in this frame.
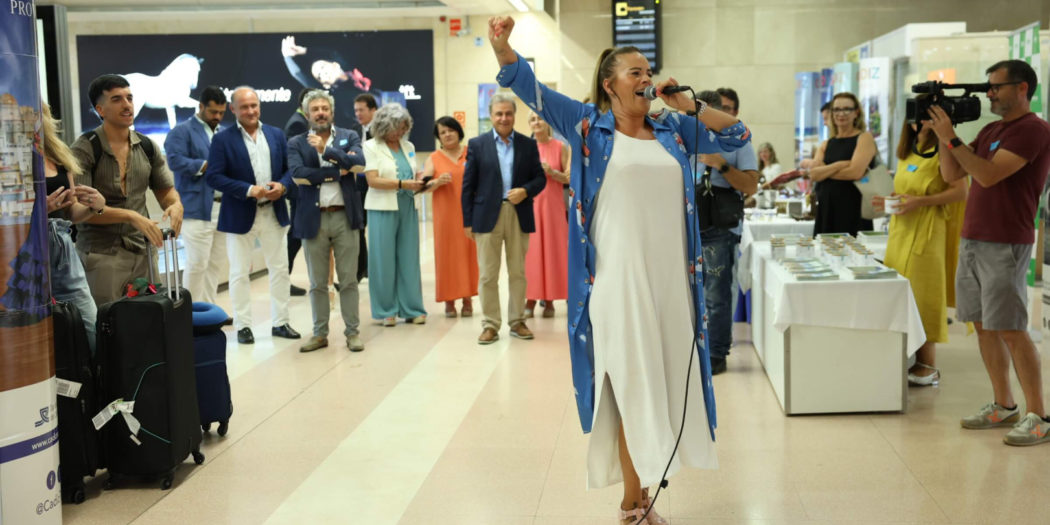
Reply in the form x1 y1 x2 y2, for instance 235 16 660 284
612 0 661 73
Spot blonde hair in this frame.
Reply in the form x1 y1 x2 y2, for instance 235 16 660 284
41 102 81 177
830 92 866 137
529 111 552 138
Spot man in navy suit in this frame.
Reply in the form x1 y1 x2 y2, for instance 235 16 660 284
205 86 301 345
164 85 228 305
462 93 546 344
287 91 366 353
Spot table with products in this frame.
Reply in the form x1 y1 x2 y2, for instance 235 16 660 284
748 235 926 415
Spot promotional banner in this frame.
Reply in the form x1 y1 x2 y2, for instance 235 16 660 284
1 1 62 523
794 72 820 165
76 30 435 149
1009 22 1043 118
832 62 858 97
859 57 892 165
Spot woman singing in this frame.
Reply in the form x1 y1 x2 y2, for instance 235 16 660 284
487 16 751 525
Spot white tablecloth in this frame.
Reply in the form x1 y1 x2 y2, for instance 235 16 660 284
753 241 926 356
737 216 814 292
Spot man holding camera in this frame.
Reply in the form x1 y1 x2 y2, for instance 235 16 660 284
928 60 1050 446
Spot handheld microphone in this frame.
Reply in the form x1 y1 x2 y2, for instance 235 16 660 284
639 85 693 100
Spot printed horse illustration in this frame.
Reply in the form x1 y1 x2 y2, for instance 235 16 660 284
124 53 203 130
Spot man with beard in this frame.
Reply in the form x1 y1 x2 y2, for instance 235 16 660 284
164 85 228 305
929 59 1050 446
286 90 366 353
72 74 184 305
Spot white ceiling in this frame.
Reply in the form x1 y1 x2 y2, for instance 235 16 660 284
37 0 526 15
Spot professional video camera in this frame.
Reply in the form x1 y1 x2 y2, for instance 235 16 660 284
905 81 989 125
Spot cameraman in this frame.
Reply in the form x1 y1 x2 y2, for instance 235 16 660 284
928 60 1050 446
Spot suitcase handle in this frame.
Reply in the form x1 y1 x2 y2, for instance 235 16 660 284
147 229 182 303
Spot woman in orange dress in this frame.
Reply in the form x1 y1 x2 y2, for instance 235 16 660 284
524 111 570 318
422 116 478 317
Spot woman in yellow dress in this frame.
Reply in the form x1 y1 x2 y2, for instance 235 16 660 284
874 121 966 386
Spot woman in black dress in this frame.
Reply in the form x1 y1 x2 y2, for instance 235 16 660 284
805 92 877 235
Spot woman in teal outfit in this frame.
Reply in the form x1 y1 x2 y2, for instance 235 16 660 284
362 104 429 326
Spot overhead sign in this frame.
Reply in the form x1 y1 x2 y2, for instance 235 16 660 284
612 0 661 73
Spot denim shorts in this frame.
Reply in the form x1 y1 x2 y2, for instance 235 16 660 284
955 238 1031 331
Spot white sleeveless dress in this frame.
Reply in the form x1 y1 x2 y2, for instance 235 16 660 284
587 131 717 489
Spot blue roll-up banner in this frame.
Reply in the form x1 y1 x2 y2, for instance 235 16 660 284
1 1 62 522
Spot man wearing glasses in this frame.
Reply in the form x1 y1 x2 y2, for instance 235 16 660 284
928 59 1050 446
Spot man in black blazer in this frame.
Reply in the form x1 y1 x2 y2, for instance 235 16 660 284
283 87 315 297
287 91 367 354
462 93 546 344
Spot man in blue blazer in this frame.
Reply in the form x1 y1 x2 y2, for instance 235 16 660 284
462 93 546 344
287 91 367 353
205 86 301 345
164 85 228 306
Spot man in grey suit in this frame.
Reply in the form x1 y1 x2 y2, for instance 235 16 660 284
164 85 227 304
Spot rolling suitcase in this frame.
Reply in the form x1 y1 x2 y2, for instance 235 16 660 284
192 302 233 436
94 229 204 490
52 299 100 504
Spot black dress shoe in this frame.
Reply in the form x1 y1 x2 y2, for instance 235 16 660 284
290 284 307 296
711 357 727 375
237 327 254 344
272 324 301 339
222 317 234 326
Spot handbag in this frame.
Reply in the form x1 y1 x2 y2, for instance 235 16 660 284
854 155 893 220
696 167 744 230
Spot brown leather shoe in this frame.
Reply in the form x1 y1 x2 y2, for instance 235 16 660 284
509 323 534 340
477 327 499 345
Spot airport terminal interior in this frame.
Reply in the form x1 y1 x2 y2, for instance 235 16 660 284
3 0 1050 524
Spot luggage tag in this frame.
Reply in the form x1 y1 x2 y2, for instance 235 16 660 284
92 399 142 444
56 378 82 399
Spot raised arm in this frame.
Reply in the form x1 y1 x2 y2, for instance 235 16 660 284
490 16 586 141
928 106 1028 188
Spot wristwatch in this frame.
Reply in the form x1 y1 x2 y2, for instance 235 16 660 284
946 137 964 150
717 162 730 173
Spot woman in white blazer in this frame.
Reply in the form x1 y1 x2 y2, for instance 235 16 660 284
363 104 429 325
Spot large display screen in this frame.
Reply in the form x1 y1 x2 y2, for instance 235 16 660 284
76 30 435 149
613 0 661 74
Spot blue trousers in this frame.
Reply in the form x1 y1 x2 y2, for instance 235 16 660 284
49 219 97 354
701 227 740 361
367 195 426 320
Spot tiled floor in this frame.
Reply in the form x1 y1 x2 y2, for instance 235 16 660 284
62 234 1050 524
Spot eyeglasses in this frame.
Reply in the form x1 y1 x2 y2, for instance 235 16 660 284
988 81 1022 94
831 107 857 114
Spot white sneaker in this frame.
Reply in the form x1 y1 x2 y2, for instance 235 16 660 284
960 402 1020 429
1003 412 1050 446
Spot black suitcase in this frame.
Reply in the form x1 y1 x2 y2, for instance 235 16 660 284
194 329 233 436
52 299 100 504
94 230 204 490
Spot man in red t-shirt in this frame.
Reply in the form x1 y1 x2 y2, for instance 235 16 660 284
929 59 1050 446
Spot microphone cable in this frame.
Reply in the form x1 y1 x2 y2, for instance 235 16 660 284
634 88 705 525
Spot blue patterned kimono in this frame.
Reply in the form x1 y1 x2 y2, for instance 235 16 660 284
497 53 752 438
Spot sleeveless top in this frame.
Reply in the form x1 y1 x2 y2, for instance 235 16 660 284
813 134 875 236
46 165 71 220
